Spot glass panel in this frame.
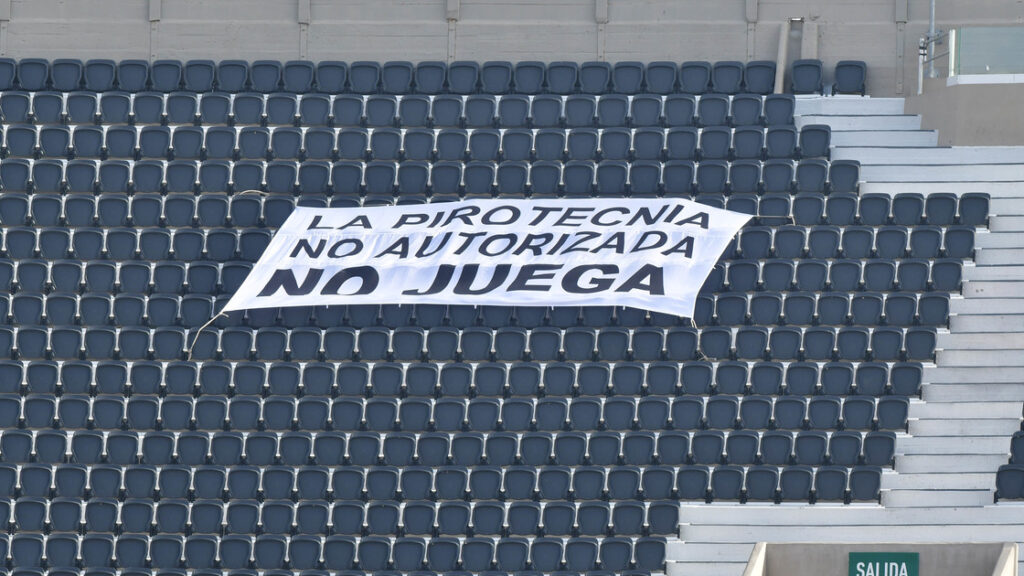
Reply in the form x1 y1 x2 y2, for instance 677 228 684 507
955 26 1024 74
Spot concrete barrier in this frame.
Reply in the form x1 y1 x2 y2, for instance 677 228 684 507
742 542 1017 576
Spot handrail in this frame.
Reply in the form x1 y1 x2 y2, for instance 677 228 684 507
917 29 951 95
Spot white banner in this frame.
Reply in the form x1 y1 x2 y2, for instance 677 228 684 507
224 198 750 317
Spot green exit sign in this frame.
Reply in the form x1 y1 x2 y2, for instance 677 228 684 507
849 552 920 576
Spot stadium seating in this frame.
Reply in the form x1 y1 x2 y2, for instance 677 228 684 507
0 56 991 574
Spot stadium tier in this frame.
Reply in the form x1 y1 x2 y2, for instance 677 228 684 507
0 53 1013 576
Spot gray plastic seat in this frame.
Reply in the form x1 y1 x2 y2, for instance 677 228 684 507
791 59 824 94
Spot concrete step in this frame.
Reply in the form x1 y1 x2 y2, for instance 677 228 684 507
678 523 1024 542
978 233 1024 249
989 216 1024 232
963 281 1024 298
881 489 993 507
830 130 938 148
936 332 1024 349
896 454 1009 473
910 418 1021 436
833 146 1024 165
881 472 997 490
795 114 921 131
861 164 1024 182
965 265 1024 280
975 248 1024 265
793 97 906 116
990 198 1024 215
911 398 1021 415
861 181 1024 197
666 561 747 576
667 562 743 576
949 313 1024 333
951 298 1024 315
677 504 1024 524
666 543 756 562
936 349 1024 367
898 435 1010 454
922 367 1024 385
923 382 1024 401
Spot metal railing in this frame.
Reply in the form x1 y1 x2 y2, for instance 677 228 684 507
918 30 950 95
920 25 1024 93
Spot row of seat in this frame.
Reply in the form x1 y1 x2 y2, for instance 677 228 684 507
0 321 938 364
0 58 852 96
3 496 682 539
0 291 959 363
0 358 924 399
0 258 252 295
1 91 802 129
0 292 951 352
0 257 964 308
0 429 898 473
732 192 989 227
0 178 966 231
0 570 671 576
0 159 858 198
0 388 911 433
0 569 662 576
0 124 832 164
0 532 670 572
707 257 963 295
1 455 886 504
21 190 937 234
4 448 888 506
0 159 857 199
0 286 956 339
709 290 947 327
729 231 973 267
3 191 985 239
0 223 972 266
0 289 951 331
0 226 270 262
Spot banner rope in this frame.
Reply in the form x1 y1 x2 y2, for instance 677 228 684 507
689 317 710 361
187 312 227 361
185 190 266 361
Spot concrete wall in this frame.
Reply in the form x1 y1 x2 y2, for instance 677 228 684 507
907 79 1024 145
0 0 1020 96
757 542 1013 576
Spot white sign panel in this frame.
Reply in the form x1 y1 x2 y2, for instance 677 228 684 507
224 198 750 317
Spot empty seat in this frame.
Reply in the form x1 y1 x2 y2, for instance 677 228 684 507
81 58 115 91
151 59 183 92
712 61 744 93
183 59 216 91
579 61 611 94
344 61 379 94
834 60 868 94
448 60 480 94
800 124 831 159
311 60 346 94
638 61 675 94
742 60 776 94
680 61 712 94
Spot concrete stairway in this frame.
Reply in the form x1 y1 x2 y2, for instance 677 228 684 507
666 96 1024 576
858 178 1024 511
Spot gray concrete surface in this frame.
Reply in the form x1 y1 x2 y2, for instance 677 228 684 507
907 79 1024 145
760 542 1011 576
